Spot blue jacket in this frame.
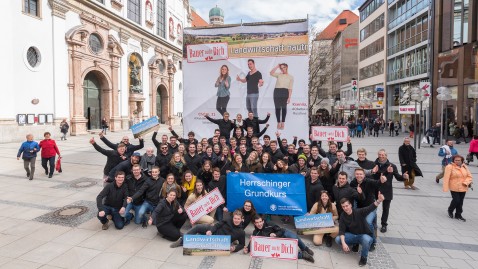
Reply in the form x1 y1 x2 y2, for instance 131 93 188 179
17 141 40 159
438 146 458 166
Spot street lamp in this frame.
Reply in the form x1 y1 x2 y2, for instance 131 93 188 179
436 87 452 144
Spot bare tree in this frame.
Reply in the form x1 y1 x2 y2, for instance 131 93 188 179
308 27 333 123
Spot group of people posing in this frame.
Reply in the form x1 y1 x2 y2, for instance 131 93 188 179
90 112 426 267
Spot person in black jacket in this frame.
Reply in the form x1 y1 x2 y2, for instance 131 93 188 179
306 167 324 211
332 172 363 217
152 131 170 155
99 132 144 158
96 171 128 230
90 137 127 182
350 168 385 250
371 149 408 233
398 137 423 190
170 210 246 253
123 164 148 226
107 152 141 183
319 138 352 165
205 112 235 140
184 143 201 175
244 215 315 263
356 148 375 170
168 127 198 147
244 112 270 134
155 144 171 178
269 141 284 164
208 168 227 221
335 193 385 267
148 189 187 241
129 166 164 228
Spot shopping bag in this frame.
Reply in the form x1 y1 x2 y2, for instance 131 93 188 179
55 157 62 173
421 137 428 144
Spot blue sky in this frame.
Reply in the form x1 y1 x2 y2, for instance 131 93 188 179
189 0 362 30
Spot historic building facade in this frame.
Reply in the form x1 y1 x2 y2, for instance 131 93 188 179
0 0 190 142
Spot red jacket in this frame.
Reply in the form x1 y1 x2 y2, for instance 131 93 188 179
39 139 60 158
469 139 478 153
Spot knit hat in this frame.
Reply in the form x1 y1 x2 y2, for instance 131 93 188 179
298 154 307 162
320 158 330 165
132 152 141 157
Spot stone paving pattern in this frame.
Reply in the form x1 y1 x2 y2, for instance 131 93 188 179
0 125 477 269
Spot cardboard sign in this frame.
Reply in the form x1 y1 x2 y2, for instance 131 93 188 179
311 126 348 141
294 213 336 235
186 188 225 224
130 116 159 138
183 235 231 256
250 236 298 260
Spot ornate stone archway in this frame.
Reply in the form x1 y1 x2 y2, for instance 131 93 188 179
148 48 177 125
65 13 124 135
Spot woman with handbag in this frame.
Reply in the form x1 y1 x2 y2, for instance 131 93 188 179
443 155 473 221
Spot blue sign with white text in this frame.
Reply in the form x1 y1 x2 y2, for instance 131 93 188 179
130 116 159 138
183 235 231 250
294 213 334 229
227 173 306 216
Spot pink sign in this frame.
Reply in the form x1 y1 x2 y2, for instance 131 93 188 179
186 188 225 224
250 236 298 260
311 126 349 142
186 43 229 63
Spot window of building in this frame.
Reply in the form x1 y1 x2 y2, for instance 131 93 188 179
89 34 103 54
388 0 429 29
360 13 385 41
387 15 429 56
360 37 384 61
127 0 141 24
96 0 104 3
360 0 384 22
360 60 384 80
157 0 166 38
23 0 40 17
27 47 41 68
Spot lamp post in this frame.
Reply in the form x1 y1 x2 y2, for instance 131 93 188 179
437 87 452 144
329 98 335 125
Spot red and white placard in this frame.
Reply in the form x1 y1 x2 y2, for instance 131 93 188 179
311 126 349 142
186 43 228 63
186 188 225 224
250 236 298 260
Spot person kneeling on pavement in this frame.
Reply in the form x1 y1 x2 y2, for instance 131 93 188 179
308 190 339 247
244 215 315 263
170 210 246 252
96 171 128 230
336 192 385 267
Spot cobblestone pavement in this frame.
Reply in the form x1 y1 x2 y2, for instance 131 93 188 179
0 126 477 269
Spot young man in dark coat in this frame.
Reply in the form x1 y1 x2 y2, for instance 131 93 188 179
398 137 423 190
96 171 128 230
205 112 235 140
90 137 127 183
99 132 144 158
371 149 408 233
335 193 385 267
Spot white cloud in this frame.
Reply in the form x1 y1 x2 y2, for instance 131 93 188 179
190 0 361 30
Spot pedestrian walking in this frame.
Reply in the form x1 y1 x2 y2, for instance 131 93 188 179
436 139 458 183
59 119 69 141
17 134 40 180
39 132 61 178
466 136 478 165
398 137 423 190
443 155 473 222
101 117 109 134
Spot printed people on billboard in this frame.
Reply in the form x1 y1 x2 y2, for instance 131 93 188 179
270 63 294 130
215 65 231 116
236 59 264 117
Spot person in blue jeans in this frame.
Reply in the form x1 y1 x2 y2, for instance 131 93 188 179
244 215 315 263
123 164 147 226
236 59 263 117
336 193 385 267
129 166 164 228
96 171 128 230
